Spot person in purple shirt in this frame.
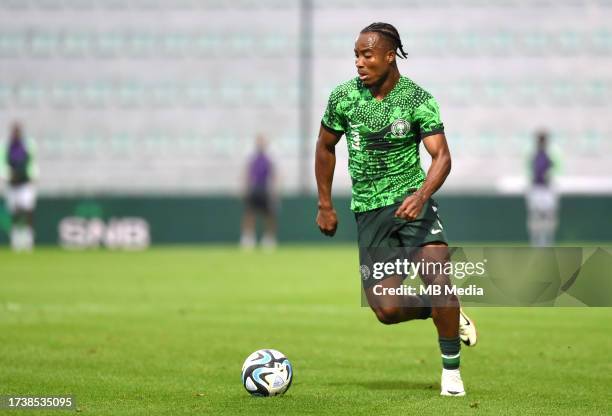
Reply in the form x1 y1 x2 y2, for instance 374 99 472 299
533 133 552 186
527 131 558 247
1 122 38 251
240 135 277 249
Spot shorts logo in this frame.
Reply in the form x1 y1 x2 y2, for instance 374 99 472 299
391 119 410 137
360 265 370 280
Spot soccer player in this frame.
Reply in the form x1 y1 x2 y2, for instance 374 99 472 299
1 122 38 251
315 23 477 396
526 130 558 247
240 134 277 249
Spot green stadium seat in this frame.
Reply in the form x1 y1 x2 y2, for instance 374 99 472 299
50 83 78 107
16 84 45 107
117 82 144 107
229 34 254 55
220 83 243 105
456 32 481 55
262 34 290 56
591 30 612 54
0 33 26 57
484 81 505 104
550 82 574 106
81 83 112 107
161 33 189 57
62 33 91 57
30 33 59 57
584 80 607 105
522 32 549 55
95 33 124 58
127 32 155 57
194 34 221 56
489 32 513 54
557 31 581 54
184 83 212 106
0 85 11 107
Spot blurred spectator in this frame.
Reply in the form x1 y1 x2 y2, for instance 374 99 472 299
240 135 277 249
526 130 558 247
0 122 38 251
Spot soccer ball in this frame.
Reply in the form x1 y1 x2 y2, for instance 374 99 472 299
241 349 293 396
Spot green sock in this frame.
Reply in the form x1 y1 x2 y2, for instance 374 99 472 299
439 336 461 370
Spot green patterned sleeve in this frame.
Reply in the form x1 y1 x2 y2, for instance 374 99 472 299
321 86 347 135
413 97 445 138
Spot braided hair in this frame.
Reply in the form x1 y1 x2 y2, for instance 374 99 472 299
360 22 408 59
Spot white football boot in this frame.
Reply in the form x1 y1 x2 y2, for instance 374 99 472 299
440 368 466 397
459 308 478 347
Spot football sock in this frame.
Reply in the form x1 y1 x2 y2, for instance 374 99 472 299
11 226 29 251
10 227 20 251
439 336 461 370
23 226 34 250
261 233 277 248
240 231 256 249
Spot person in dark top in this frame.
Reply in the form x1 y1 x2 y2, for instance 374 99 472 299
527 130 558 246
240 135 277 249
1 122 38 251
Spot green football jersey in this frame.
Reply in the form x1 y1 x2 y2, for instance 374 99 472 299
321 75 445 212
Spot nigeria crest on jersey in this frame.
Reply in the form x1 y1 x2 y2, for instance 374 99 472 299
391 119 410 137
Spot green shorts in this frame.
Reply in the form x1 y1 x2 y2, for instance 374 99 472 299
355 197 448 288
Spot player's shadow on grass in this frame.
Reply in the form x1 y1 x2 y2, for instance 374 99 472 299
328 380 436 391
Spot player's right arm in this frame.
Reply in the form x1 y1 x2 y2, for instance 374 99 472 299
315 125 342 236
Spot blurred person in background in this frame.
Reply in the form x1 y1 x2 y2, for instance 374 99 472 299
240 134 277 250
527 130 558 247
0 122 38 251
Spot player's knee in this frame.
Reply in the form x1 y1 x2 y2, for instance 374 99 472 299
373 307 402 325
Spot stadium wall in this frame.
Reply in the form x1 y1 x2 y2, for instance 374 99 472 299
0 195 610 246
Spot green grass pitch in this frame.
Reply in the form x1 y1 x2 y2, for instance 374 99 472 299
1 246 610 415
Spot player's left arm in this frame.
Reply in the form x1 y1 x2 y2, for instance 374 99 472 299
395 133 451 220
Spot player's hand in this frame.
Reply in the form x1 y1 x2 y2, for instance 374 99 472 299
395 193 426 221
316 206 338 237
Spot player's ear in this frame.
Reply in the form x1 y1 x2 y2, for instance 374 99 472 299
387 50 396 64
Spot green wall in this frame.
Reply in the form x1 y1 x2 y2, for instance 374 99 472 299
0 195 610 245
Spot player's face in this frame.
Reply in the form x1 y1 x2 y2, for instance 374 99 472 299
354 32 394 87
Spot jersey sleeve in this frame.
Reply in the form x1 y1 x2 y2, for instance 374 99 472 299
413 97 445 138
321 86 347 135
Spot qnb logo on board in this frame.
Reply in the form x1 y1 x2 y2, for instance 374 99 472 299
59 217 150 250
